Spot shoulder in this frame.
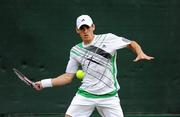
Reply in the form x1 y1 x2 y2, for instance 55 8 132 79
97 33 131 42
95 33 117 41
69 43 83 57
105 33 130 41
70 43 83 50
70 43 84 55
97 33 120 39
96 33 115 37
106 33 121 38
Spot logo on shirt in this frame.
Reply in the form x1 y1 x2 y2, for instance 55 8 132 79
102 44 106 48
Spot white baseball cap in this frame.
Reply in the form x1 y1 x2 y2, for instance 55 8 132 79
76 15 93 29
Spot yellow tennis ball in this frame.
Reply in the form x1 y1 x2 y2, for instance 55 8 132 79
76 70 85 80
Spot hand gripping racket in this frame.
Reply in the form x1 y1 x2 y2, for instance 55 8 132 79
13 68 36 88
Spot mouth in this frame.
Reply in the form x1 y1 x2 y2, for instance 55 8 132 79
84 34 89 38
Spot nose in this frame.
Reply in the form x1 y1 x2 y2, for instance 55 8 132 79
83 28 88 33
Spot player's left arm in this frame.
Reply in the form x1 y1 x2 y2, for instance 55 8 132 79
127 41 154 62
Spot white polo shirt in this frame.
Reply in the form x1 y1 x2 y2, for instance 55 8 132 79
66 33 131 98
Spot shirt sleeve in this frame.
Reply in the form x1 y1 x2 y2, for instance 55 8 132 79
108 33 131 50
65 57 79 73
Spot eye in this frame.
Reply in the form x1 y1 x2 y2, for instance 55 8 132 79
80 25 90 30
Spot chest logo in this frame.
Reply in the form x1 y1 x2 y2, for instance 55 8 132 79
102 44 106 48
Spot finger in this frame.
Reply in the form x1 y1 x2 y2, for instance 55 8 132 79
150 56 154 59
35 83 41 89
33 83 42 91
133 57 139 62
146 56 154 60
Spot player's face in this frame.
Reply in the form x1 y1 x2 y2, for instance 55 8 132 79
76 24 95 44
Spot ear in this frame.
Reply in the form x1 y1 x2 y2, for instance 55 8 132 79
76 28 80 34
92 24 95 31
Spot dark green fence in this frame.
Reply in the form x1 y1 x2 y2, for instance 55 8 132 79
0 0 180 116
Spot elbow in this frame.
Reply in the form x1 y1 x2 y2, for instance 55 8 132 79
66 73 74 84
67 77 73 84
130 40 137 45
128 41 137 48
128 41 134 48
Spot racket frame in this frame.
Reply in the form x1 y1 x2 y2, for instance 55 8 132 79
13 68 35 88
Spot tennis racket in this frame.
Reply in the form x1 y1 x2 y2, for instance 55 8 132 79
13 68 37 88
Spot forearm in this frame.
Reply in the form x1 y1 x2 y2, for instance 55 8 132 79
52 73 74 87
127 40 154 62
36 73 75 90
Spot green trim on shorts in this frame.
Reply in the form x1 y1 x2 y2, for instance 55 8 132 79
77 88 117 98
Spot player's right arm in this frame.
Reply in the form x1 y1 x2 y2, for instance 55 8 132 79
51 73 75 86
34 57 79 91
34 73 75 91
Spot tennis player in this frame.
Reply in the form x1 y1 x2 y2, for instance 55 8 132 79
35 15 154 117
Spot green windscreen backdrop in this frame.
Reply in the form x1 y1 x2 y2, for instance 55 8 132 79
0 0 180 116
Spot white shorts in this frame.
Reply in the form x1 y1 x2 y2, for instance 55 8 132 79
66 94 124 117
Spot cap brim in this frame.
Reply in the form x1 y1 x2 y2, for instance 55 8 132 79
77 22 92 29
